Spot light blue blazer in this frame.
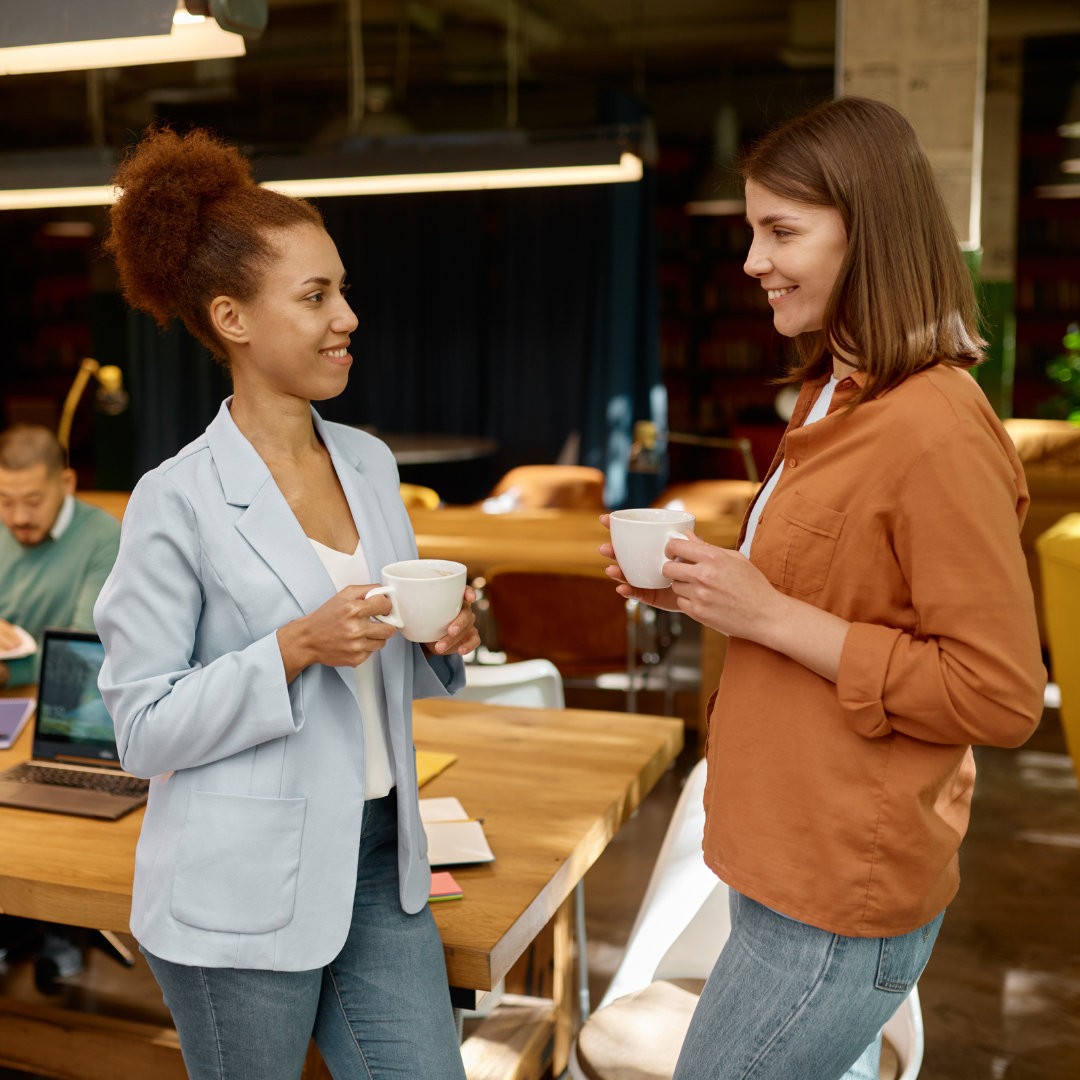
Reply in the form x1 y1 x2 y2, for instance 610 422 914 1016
95 399 463 971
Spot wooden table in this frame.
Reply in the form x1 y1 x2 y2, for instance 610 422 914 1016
410 506 738 728
409 506 740 577
0 693 682 1080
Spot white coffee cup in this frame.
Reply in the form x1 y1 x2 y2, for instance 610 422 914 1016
366 559 468 642
609 508 695 590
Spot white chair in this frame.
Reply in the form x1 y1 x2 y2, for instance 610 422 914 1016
458 658 565 709
569 758 924 1080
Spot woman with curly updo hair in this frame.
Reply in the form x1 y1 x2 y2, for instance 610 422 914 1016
95 126 478 1080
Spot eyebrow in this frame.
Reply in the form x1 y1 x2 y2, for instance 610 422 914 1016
745 212 801 227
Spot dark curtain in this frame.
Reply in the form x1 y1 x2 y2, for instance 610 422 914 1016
127 168 664 508
127 314 230 481
581 159 666 509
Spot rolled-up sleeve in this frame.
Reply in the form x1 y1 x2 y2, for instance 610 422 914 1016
836 419 1045 748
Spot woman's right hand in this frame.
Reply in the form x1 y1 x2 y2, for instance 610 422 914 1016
598 513 682 612
276 586 398 682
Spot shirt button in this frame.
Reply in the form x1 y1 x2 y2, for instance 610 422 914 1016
788 458 798 468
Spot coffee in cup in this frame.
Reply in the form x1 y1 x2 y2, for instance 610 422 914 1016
609 508 695 590
365 559 468 643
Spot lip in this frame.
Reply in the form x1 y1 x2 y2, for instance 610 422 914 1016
320 344 353 365
766 286 798 303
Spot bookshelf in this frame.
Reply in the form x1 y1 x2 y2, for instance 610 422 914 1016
657 202 787 480
1014 128 1080 418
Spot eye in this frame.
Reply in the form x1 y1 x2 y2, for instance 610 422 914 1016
304 291 324 303
340 282 352 297
773 228 794 238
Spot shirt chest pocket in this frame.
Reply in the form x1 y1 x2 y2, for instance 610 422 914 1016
758 492 846 597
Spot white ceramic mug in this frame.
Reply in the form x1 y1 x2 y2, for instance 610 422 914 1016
366 559 468 642
609 508 695 590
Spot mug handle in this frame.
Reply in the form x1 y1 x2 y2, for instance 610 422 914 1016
661 528 691 569
364 585 405 629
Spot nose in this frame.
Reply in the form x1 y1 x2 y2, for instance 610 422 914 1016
334 295 359 335
743 234 770 279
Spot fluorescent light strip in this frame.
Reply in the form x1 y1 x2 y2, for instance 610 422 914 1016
0 16 244 76
0 186 120 210
0 153 643 210
261 153 644 197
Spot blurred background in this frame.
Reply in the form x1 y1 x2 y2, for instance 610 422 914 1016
0 0 1078 505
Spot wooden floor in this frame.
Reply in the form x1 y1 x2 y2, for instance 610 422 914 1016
2 660 1079 1079
577 689 1080 1079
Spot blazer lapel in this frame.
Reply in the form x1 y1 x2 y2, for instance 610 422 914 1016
313 411 399 593
206 398 335 622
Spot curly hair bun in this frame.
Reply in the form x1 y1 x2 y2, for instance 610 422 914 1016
105 126 257 328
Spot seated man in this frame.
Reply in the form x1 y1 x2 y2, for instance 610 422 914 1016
0 424 121 689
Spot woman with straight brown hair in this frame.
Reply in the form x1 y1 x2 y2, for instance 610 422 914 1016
602 96 1045 1078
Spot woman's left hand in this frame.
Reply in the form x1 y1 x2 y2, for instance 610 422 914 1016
663 532 785 641
666 534 851 683
424 586 482 657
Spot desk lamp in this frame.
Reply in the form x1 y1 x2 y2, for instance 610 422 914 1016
57 358 129 455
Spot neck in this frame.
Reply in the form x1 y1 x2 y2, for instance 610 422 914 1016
831 354 859 379
228 385 320 465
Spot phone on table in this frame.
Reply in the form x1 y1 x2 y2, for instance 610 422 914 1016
0 699 34 749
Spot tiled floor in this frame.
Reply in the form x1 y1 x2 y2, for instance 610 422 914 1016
2 672 1078 1079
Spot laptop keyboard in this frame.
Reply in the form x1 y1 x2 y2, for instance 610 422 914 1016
5 763 149 798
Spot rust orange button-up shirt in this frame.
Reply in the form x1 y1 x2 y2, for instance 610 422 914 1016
703 364 1046 937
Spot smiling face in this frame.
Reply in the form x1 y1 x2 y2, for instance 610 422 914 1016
743 179 849 342
218 223 359 405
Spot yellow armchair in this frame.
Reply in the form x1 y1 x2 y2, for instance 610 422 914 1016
1036 513 1080 785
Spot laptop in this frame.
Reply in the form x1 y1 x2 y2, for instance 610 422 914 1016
0 628 149 820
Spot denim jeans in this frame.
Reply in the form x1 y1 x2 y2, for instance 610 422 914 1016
672 890 944 1080
143 794 465 1080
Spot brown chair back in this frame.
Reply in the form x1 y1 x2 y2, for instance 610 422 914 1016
652 480 760 520
483 567 630 677
486 465 606 511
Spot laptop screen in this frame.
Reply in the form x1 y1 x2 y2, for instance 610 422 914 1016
33 629 119 765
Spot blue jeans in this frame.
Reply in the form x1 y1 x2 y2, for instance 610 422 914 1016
143 794 465 1080
672 890 943 1080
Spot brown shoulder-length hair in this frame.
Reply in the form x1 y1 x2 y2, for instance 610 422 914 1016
740 96 985 402
105 125 324 363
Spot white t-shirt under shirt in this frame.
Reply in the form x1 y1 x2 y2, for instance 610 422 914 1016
740 375 839 557
308 537 395 799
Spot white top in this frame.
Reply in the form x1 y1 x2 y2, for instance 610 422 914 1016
309 537 394 799
740 375 839 557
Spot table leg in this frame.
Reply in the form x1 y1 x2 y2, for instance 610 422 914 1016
551 897 574 1076
460 893 579 1080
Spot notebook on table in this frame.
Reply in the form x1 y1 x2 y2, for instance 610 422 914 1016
0 629 148 820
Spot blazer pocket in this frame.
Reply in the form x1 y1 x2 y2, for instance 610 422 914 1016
171 790 307 934
778 493 845 596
